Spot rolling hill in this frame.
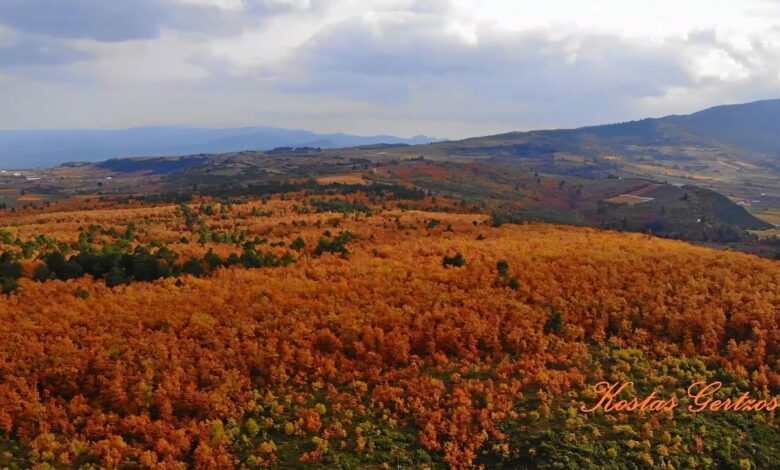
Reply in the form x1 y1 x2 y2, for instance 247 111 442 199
0 184 779 468
0 101 779 467
667 99 780 157
0 99 777 252
0 126 440 169
336 99 780 224
417 98 780 164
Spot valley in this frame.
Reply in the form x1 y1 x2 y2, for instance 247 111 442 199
0 99 779 468
3 100 779 252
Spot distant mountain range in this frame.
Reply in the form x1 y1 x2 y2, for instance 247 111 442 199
2 98 779 184
435 98 780 163
0 126 440 169
372 99 780 213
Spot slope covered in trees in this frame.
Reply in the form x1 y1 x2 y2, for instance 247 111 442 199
0 193 778 469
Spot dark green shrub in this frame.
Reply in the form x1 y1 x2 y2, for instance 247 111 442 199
443 253 466 268
105 266 130 287
203 249 222 269
0 277 18 294
290 237 305 251
497 260 509 277
33 265 54 282
74 287 90 299
544 311 564 335
314 231 353 257
182 258 204 277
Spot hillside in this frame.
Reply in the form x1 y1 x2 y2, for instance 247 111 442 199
0 193 779 468
0 149 775 259
2 99 778 229
418 98 780 165
360 99 780 222
668 99 780 157
0 99 777 256
367 159 773 237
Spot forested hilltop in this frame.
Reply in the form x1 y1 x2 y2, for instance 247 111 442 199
0 188 778 469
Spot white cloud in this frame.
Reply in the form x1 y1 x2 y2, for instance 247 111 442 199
70 33 210 84
172 0 245 10
0 25 15 46
0 0 778 136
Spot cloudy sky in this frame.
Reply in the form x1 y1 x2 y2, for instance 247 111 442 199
0 0 779 138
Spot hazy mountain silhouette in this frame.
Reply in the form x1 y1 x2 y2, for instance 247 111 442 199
0 126 440 168
2 99 778 169
460 98 780 160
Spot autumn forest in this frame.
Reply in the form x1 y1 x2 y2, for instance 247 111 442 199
5 0 780 467
0 185 777 469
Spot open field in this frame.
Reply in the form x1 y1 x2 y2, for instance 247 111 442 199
756 209 780 226
755 228 780 238
315 173 370 185
605 194 654 205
